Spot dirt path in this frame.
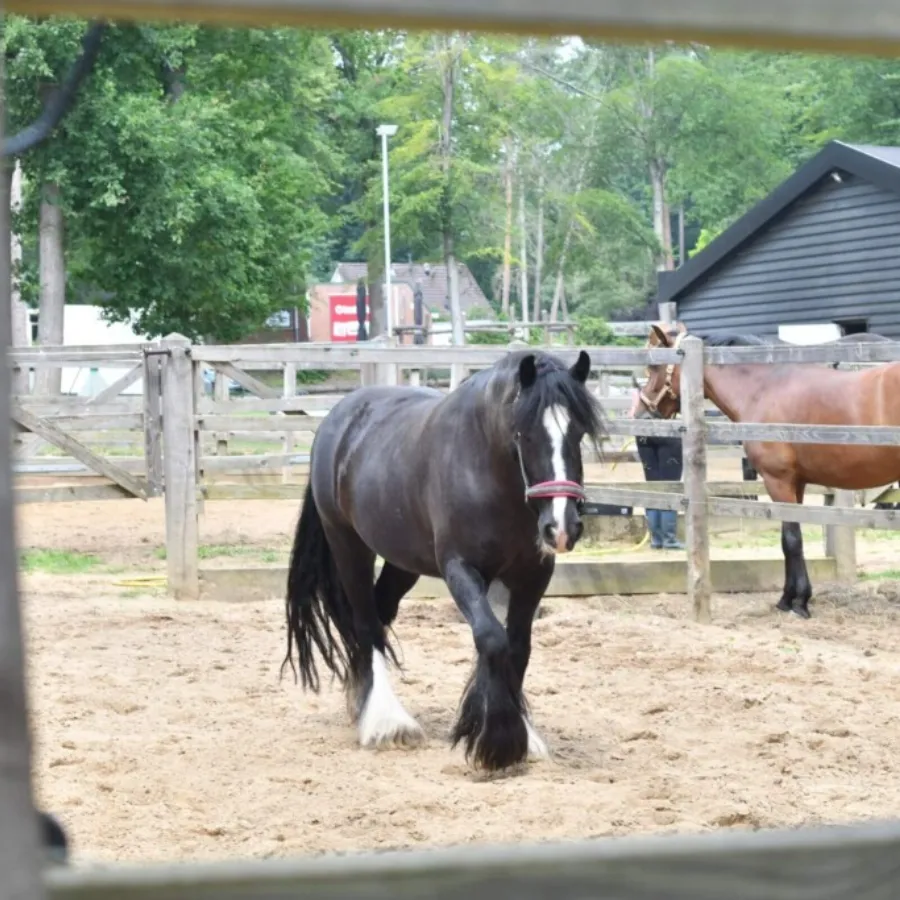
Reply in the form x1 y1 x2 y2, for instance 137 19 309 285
15 475 900 868
22 573 900 868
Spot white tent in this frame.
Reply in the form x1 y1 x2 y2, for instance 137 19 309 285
28 305 151 396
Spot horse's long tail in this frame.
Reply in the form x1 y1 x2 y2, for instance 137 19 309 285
280 482 358 692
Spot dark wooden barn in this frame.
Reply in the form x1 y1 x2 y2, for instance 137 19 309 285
656 141 900 339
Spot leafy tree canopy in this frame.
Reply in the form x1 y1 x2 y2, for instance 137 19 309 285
6 21 900 339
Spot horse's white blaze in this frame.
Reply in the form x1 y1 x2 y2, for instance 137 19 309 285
542 404 571 544
358 649 423 748
524 716 550 761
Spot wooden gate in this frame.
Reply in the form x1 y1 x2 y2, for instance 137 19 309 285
10 344 165 504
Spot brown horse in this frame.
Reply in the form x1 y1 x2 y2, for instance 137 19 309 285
636 322 900 619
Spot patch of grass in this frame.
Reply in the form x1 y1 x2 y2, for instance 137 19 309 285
856 528 900 544
860 568 900 582
715 532 781 550
119 584 167 597
20 549 102 574
196 544 283 560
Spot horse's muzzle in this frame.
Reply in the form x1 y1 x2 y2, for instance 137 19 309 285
541 516 583 555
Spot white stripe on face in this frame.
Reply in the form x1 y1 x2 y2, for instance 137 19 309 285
542 404 571 542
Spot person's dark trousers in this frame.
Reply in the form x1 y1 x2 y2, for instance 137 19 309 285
636 435 685 549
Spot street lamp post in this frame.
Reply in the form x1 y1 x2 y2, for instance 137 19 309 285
376 123 398 341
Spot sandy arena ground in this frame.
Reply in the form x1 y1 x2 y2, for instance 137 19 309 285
15 495 900 868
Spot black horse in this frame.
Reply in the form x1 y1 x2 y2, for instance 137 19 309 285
281 349 604 772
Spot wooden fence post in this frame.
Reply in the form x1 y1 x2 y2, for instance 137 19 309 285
161 333 199 601
213 370 229 456
192 358 205 517
282 362 296 483
0 90 47 895
681 336 711 623
449 363 466 390
825 489 857 583
142 347 164 497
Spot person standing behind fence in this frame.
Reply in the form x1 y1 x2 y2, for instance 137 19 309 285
628 388 685 550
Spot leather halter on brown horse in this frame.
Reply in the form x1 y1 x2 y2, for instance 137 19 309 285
634 321 688 418
636 321 900 619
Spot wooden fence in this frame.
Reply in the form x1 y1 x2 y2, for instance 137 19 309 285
180 336 900 604
10 342 164 504
12 335 899 893
42 818 900 899
7 2 900 900
12 334 900 605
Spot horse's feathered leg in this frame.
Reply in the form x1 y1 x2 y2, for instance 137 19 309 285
504 560 555 761
327 526 424 747
444 557 529 771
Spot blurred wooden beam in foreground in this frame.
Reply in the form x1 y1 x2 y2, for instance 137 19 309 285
11 0 900 58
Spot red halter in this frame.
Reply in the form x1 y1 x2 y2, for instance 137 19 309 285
513 434 587 503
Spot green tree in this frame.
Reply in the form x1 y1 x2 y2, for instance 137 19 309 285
5 18 340 342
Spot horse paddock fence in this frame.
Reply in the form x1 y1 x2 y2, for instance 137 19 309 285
7 0 900 898
43 818 900 900
9 334 900 611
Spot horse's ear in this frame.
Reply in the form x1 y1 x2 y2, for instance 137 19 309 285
518 354 537 389
570 350 591 383
650 324 670 347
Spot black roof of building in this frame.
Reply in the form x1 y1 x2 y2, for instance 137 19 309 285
658 140 900 305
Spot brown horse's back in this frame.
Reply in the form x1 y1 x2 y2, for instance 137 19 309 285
740 361 900 491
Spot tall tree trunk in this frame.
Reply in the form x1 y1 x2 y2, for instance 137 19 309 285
517 160 529 329
366 249 385 339
650 158 674 271
35 182 66 396
438 36 465 346
549 116 598 324
501 139 513 316
8 163 29 395
532 171 544 324
678 204 685 266
549 175 586 323
644 47 674 272
549 241 569 324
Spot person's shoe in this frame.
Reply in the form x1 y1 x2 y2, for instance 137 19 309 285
646 509 663 549
660 510 684 549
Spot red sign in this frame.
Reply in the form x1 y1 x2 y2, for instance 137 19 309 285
329 294 370 342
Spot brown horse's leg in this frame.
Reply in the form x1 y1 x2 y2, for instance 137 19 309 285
765 479 813 619
779 521 813 619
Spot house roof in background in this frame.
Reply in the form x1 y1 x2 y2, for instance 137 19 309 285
331 261 491 314
658 140 900 305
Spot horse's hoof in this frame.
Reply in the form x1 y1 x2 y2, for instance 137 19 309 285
358 690 425 749
360 718 425 750
775 598 792 613
791 605 812 620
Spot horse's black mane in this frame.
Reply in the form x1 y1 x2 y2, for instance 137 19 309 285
465 350 606 446
694 329 895 370
697 329 896 348
514 352 606 444
696 331 771 347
